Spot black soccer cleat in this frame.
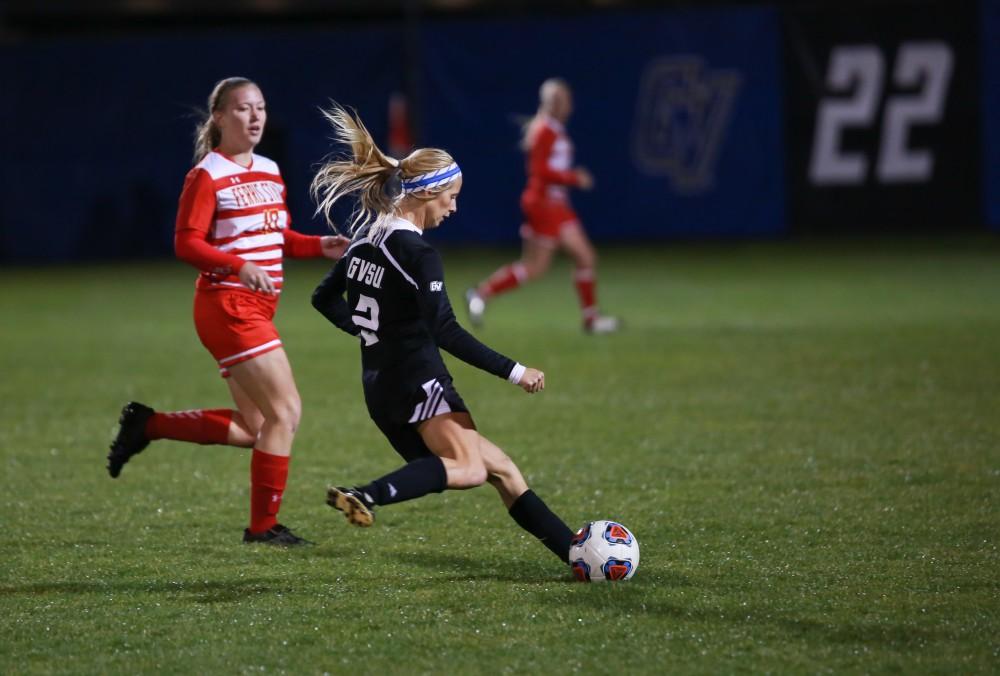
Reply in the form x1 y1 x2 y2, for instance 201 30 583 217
107 401 155 478
242 523 314 546
326 486 375 527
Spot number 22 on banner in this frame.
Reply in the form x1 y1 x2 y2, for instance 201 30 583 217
810 41 953 185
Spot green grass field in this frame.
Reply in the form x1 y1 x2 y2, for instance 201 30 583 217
2 239 999 674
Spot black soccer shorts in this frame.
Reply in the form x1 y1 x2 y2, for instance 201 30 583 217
366 375 470 462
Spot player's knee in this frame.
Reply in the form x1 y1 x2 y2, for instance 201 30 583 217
487 451 517 481
229 413 258 447
456 457 488 488
524 260 548 280
468 463 488 487
269 396 301 433
246 414 265 437
576 249 597 269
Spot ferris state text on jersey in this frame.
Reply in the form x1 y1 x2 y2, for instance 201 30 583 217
188 151 291 292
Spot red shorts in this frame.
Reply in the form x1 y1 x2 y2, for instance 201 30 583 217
193 289 282 378
519 198 580 246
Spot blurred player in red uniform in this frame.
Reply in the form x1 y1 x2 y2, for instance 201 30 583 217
466 78 619 333
106 77 349 546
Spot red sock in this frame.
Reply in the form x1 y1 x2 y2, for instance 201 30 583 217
481 263 526 298
249 449 290 533
145 409 233 445
574 267 598 322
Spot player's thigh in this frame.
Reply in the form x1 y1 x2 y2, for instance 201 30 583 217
227 348 301 419
372 417 434 463
418 412 481 464
559 223 597 268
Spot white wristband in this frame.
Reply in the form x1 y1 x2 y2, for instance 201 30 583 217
507 362 526 384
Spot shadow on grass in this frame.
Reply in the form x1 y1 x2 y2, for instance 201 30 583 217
399 550 694 588
0 578 289 604
399 549 571 583
557 590 945 647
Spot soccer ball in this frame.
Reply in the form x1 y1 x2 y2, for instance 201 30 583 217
569 520 640 582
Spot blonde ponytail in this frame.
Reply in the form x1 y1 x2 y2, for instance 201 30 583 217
311 103 458 239
192 77 256 164
310 105 402 237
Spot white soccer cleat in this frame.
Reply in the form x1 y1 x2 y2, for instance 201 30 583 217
585 315 621 334
465 288 485 327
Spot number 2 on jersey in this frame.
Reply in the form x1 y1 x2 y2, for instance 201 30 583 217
353 294 380 346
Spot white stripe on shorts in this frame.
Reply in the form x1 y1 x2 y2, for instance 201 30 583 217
408 378 452 423
218 338 282 366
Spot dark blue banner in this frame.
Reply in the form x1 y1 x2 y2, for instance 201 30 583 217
1 7 786 262
0 28 402 262
984 0 1000 231
418 7 786 244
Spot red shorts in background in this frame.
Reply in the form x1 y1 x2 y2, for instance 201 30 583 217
519 198 580 246
193 289 282 377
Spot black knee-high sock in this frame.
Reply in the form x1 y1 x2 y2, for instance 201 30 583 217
508 489 574 563
358 455 447 506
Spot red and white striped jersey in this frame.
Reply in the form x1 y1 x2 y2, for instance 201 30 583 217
175 150 320 295
522 114 580 206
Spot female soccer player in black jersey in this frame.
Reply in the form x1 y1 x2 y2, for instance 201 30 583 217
310 104 574 565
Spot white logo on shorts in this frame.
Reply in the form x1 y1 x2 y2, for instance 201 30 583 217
430 281 443 291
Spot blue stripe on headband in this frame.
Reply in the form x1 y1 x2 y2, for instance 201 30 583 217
401 163 462 192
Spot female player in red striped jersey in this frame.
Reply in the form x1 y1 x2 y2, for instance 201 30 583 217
466 78 619 334
106 77 349 546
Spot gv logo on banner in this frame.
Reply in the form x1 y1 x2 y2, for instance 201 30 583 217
632 56 741 193
810 41 954 185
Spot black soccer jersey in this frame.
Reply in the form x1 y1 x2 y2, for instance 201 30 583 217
313 218 518 394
